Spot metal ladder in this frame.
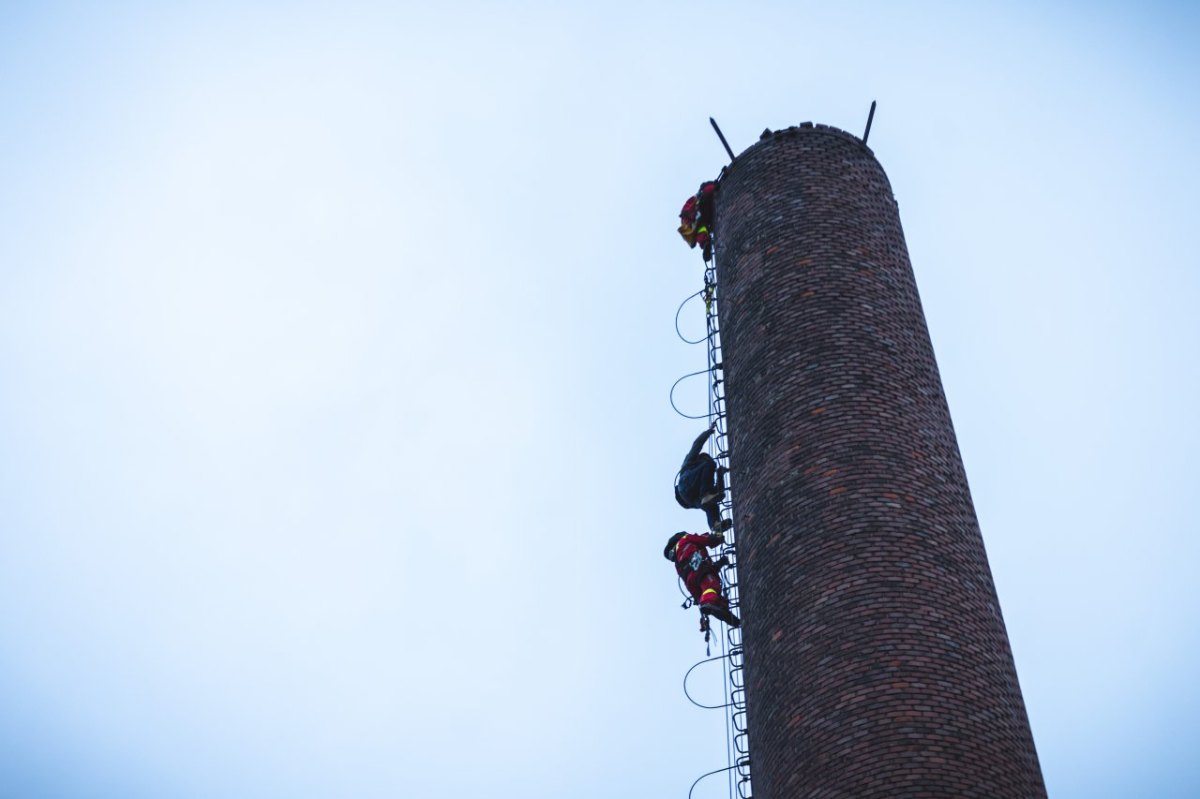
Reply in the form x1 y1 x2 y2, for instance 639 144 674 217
674 252 753 799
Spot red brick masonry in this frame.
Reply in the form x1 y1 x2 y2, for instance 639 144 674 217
716 124 1045 798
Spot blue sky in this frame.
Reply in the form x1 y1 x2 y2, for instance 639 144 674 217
1 2 1197 797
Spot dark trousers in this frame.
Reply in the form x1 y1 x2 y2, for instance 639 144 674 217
701 499 724 531
678 457 725 530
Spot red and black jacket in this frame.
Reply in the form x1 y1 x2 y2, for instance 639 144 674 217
673 533 724 585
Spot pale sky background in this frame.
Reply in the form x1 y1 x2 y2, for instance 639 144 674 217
1 2 1198 797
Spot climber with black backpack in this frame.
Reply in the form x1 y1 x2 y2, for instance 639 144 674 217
675 423 731 533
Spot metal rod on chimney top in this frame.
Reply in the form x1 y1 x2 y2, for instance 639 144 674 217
862 100 877 145
710 117 736 162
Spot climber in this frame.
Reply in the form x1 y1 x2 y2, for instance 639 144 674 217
675 423 731 533
677 181 718 262
664 531 741 627
695 180 716 261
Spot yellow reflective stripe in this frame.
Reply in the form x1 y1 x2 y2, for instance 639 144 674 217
701 588 718 599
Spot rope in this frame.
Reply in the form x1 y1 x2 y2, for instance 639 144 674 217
676 287 713 345
683 656 736 710
689 765 738 799
669 368 719 421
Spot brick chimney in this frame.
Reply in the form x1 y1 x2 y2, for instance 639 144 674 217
716 123 1045 798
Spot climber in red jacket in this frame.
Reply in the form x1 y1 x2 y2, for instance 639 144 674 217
677 181 718 262
664 531 741 627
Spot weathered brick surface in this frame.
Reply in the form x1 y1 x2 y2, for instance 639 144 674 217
716 124 1045 798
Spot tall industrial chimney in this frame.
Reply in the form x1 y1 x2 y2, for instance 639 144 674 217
716 123 1045 798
